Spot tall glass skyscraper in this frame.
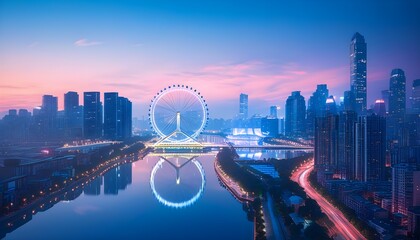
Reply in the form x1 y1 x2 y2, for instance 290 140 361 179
411 79 420 113
350 32 367 115
239 93 248 119
83 92 102 139
104 92 132 140
307 84 329 137
285 91 306 137
64 91 82 138
104 92 119 139
388 69 406 142
41 94 58 139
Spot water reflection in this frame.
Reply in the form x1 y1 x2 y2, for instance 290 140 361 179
150 154 205 208
0 157 135 238
2 152 254 240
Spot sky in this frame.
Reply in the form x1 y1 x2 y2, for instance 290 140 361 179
1 0 420 118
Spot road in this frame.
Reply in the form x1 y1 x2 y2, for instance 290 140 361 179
291 161 366 240
263 194 288 240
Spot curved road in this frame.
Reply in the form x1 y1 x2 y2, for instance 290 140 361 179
291 161 366 240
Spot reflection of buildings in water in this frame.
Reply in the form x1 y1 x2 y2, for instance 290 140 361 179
0 161 134 238
150 155 206 208
84 176 102 196
104 163 132 195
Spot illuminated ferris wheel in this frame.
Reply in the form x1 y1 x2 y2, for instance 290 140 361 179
149 85 209 142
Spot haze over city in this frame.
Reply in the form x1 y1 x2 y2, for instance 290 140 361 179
1 1 420 240
1 0 420 118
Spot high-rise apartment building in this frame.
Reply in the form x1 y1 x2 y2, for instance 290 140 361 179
354 114 386 182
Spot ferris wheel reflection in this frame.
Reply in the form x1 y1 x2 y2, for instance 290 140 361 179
149 154 206 208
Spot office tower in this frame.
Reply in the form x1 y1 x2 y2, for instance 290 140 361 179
392 163 420 215
64 91 82 138
314 114 339 183
388 69 406 142
343 90 355 112
261 117 279 137
354 114 386 182
373 99 387 117
104 92 119 139
279 117 285 135
307 84 329 137
18 109 30 117
338 110 357 180
41 95 58 138
350 32 367 115
83 92 102 139
117 97 132 139
411 79 420 113
239 93 248 119
285 91 306 137
8 109 17 116
381 90 391 113
270 106 278 118
325 96 337 115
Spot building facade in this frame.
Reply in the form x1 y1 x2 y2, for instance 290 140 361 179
350 32 367 115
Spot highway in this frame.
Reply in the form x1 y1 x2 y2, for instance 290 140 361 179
291 161 366 240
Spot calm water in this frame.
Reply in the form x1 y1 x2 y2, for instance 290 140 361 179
4 153 253 240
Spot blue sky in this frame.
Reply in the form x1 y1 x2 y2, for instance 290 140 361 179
1 0 419 118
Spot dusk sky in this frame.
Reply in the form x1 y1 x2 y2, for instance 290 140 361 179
1 0 419 118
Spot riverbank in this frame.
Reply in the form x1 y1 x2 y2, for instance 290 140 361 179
214 157 255 202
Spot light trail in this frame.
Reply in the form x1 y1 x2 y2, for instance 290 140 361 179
291 161 366 240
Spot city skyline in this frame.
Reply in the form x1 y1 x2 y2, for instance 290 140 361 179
1 1 420 118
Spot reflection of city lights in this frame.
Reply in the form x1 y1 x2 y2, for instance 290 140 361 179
41 149 49 154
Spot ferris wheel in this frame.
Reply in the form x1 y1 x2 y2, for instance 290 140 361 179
149 85 209 142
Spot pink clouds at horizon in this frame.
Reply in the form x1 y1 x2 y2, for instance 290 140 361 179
0 60 388 118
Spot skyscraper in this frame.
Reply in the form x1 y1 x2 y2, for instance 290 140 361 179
41 95 58 139
411 79 420 114
104 92 119 139
388 69 406 142
270 106 278 118
343 90 355 112
261 117 279 137
373 99 387 117
325 96 337 115
354 114 386 182
350 32 367 115
314 114 339 178
239 93 248 119
338 110 357 180
381 90 391 113
117 97 132 139
83 92 102 139
307 84 329 137
392 163 420 215
64 91 82 138
285 91 306 137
